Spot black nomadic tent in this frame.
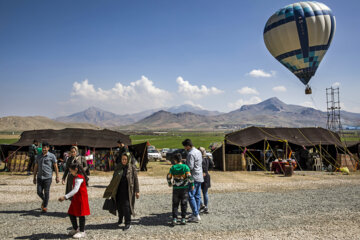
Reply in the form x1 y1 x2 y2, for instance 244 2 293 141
12 128 131 148
3 128 148 171
213 126 344 171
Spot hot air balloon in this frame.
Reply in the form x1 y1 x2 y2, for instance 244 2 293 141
263 1 336 94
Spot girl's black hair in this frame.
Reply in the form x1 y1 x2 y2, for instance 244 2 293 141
69 160 89 186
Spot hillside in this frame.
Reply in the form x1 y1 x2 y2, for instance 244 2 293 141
0 116 101 131
55 104 222 127
116 97 360 130
127 110 226 130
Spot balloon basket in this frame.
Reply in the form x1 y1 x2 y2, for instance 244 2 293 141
305 86 312 95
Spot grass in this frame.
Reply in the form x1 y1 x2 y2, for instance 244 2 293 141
140 161 173 177
130 132 224 149
341 137 360 142
0 139 18 144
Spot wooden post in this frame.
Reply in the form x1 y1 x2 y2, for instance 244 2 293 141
319 143 322 171
93 147 96 172
263 139 266 170
222 140 226 171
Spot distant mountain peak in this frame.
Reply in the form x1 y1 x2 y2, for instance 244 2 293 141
259 97 285 106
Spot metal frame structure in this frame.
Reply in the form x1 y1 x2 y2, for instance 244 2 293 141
326 87 342 132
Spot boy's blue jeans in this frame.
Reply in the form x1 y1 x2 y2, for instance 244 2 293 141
188 181 202 216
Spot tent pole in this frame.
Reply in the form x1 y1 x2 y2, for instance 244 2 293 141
140 143 147 171
263 140 266 170
222 140 226 171
93 147 96 172
318 142 323 171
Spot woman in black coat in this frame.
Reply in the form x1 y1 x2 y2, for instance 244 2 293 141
199 147 214 214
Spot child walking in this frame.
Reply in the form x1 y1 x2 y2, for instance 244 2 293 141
167 153 194 226
59 161 90 239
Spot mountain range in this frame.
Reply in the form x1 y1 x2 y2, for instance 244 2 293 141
0 116 100 132
2 97 359 131
55 104 222 127
120 97 360 130
57 97 360 130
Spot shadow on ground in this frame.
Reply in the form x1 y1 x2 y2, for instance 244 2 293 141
89 185 107 189
15 233 69 239
86 222 120 230
0 209 67 218
135 212 172 227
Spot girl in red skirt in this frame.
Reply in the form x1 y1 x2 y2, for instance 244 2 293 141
59 161 90 239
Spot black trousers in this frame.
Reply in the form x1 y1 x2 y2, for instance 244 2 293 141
69 214 86 232
27 156 35 172
116 192 131 225
172 188 188 219
36 178 52 208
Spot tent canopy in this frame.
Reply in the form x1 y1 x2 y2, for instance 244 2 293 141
12 128 131 148
225 127 342 148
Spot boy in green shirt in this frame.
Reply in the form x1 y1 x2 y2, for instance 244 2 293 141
167 153 194 226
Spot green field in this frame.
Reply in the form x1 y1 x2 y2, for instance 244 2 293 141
130 132 224 149
0 130 358 150
0 139 18 144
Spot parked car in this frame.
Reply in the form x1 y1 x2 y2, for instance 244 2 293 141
147 145 156 151
147 149 162 161
161 148 170 158
166 148 188 164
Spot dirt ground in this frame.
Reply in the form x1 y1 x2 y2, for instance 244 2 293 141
1 162 360 203
0 163 360 239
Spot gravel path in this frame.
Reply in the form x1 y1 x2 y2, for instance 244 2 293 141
1 182 360 239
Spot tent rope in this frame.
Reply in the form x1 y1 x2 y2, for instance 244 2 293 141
296 129 338 169
225 139 269 173
256 126 337 169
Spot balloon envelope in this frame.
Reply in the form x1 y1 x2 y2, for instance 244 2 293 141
263 1 336 85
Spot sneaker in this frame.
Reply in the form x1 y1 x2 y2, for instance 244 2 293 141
68 228 79 236
41 203 44 211
171 218 177 226
203 207 209 214
181 218 186 225
123 224 131 231
188 214 201 222
200 204 205 210
73 232 86 239
41 207 47 213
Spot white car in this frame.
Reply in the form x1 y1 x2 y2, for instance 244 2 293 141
147 149 162 161
161 148 170 158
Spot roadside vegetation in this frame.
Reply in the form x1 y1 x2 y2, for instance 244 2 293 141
130 131 224 149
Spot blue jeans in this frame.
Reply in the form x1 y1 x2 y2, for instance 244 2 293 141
188 181 202 216
37 178 52 208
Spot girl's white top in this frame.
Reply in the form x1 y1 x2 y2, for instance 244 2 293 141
65 178 83 199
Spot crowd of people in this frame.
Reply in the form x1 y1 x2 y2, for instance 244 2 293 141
30 138 213 238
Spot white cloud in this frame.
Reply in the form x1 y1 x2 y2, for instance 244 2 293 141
228 96 262 110
332 82 340 88
237 87 259 95
247 69 276 78
183 100 204 109
272 85 287 92
176 76 223 99
70 76 171 113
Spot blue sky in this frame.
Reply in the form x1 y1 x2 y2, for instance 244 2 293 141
0 0 359 118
